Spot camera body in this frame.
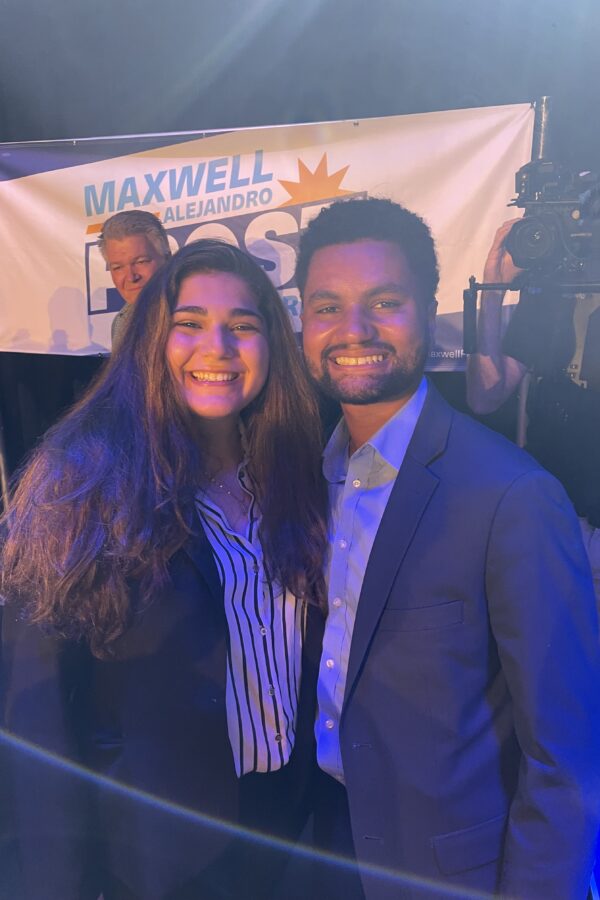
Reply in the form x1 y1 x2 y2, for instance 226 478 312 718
505 159 600 288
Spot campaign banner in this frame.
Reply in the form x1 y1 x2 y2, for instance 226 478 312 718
0 105 533 369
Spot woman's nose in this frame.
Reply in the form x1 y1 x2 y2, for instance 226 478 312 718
199 325 235 358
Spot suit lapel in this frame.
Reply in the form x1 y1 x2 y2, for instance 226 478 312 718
343 384 453 708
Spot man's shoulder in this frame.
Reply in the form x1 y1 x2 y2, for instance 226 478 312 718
452 404 532 458
111 303 133 346
423 385 546 485
410 389 578 529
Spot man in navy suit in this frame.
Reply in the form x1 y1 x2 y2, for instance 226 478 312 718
297 197 600 900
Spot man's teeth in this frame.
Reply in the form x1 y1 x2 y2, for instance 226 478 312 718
333 354 385 366
190 372 238 382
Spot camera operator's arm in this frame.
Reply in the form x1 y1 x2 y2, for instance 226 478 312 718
466 219 528 414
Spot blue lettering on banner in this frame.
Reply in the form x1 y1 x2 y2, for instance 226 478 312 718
117 176 141 210
159 188 273 223
252 150 272 184
169 164 206 200
230 155 250 189
142 170 167 204
84 181 116 216
281 294 300 317
206 158 228 193
83 151 275 218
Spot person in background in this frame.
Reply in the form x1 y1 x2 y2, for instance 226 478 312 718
1 239 327 900
466 219 600 609
297 197 600 900
98 209 171 344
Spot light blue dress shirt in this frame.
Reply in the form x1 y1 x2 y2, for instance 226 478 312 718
316 378 428 783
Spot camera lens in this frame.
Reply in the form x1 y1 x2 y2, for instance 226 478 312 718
505 214 560 268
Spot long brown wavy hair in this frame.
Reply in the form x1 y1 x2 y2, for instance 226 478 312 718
1 239 328 656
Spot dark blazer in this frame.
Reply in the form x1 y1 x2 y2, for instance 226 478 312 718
339 384 600 900
2 526 322 900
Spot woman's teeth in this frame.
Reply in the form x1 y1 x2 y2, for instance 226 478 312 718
190 372 238 382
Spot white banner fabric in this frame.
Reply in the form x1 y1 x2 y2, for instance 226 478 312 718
0 105 533 369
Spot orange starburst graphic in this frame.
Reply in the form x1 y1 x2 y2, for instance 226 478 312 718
278 154 351 207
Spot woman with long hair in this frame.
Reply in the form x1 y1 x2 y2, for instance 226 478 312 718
1 239 328 900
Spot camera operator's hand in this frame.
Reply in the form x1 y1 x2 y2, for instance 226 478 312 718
483 218 524 286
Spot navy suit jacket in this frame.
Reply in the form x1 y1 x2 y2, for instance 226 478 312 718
2 526 322 899
339 383 600 900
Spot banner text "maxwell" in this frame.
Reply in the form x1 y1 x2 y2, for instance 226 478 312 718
83 151 273 217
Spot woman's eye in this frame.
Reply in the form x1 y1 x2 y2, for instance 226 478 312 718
174 319 202 329
232 322 258 332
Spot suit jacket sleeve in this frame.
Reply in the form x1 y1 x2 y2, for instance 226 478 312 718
2 608 95 900
486 468 600 899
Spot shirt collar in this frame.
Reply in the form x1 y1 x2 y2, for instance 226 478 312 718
322 377 428 484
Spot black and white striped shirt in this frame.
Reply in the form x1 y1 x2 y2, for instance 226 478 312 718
195 475 305 777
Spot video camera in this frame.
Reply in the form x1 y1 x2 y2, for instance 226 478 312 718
463 155 600 354
505 159 600 288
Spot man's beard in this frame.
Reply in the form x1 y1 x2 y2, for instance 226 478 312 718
306 337 429 406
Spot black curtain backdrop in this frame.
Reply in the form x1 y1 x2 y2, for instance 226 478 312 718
1 0 598 167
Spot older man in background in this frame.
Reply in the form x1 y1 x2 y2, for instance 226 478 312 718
99 210 171 344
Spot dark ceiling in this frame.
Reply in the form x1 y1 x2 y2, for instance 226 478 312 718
0 0 599 171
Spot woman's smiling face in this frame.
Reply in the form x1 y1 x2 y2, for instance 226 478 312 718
166 270 270 425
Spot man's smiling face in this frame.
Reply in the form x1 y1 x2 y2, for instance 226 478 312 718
301 239 435 407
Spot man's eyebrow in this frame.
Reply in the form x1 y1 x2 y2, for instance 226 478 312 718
306 283 412 303
109 256 150 267
365 282 412 298
305 290 341 304
173 305 263 320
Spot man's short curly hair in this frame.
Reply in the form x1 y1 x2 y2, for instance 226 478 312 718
295 197 439 306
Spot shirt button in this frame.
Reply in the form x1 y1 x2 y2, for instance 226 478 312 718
326 658 335 669
339 539 347 549
268 684 275 696
325 718 335 730
259 626 267 636
352 478 361 488
333 597 342 608
275 733 282 742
